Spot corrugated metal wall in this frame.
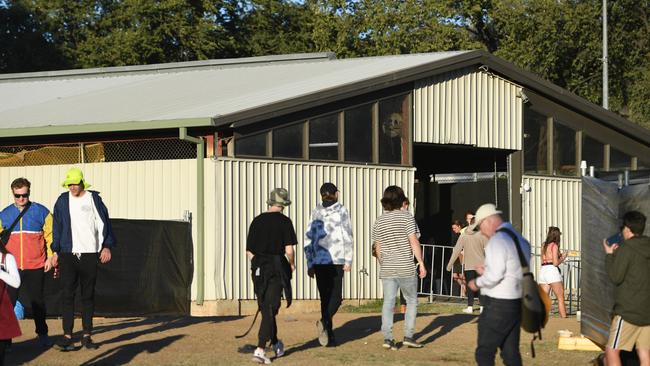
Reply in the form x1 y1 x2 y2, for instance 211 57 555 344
214 157 415 300
521 175 582 275
0 160 214 300
413 68 523 150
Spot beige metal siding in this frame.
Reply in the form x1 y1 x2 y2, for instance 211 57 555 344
214 157 415 300
414 68 523 150
521 175 582 275
0 160 220 301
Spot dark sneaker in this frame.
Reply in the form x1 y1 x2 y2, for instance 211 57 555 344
81 336 99 350
56 337 76 352
382 339 398 350
316 320 328 346
38 334 53 347
272 340 284 358
326 332 337 347
403 337 423 348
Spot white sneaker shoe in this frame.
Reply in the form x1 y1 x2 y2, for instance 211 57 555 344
462 306 474 314
273 340 284 358
252 348 271 364
480 306 484 314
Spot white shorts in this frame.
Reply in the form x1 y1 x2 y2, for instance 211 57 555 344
538 264 562 284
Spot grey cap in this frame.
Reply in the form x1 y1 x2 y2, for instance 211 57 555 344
267 188 292 207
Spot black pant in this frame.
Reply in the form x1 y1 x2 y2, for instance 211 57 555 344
476 296 522 366
314 264 344 333
7 268 48 336
464 270 480 307
258 275 282 348
59 253 99 336
0 339 9 366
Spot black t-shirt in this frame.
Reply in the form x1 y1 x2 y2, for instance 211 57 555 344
246 212 298 255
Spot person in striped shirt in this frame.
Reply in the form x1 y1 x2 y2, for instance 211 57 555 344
372 186 427 350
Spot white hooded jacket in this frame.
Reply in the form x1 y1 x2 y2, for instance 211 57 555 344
304 202 353 268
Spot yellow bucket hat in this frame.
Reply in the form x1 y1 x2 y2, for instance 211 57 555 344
61 167 91 189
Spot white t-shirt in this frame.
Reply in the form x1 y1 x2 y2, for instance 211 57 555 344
69 191 103 253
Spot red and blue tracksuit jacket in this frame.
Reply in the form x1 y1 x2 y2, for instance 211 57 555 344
0 202 53 270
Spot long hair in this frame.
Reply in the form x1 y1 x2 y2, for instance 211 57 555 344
542 226 561 256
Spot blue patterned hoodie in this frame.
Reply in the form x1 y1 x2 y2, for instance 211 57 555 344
304 202 353 268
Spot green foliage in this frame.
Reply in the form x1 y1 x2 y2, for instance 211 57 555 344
1 0 649 128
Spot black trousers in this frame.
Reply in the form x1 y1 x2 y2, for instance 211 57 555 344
314 264 344 333
476 296 522 366
0 339 9 366
7 268 48 336
464 270 480 307
257 275 282 348
59 253 99 336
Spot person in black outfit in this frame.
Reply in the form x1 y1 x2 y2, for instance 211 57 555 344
246 188 297 364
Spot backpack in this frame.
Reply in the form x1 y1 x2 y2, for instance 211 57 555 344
497 228 549 357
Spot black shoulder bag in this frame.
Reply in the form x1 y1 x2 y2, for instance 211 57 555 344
0 202 32 247
497 227 547 358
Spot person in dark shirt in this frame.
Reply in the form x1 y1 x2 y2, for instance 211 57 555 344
246 188 297 364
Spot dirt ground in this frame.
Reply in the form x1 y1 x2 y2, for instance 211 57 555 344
7 305 600 365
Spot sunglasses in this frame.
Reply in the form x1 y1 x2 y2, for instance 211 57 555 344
13 193 30 199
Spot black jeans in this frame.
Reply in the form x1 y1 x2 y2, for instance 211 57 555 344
7 268 48 336
59 253 99 336
0 339 9 366
314 264 344 333
476 296 522 366
257 275 282 348
464 270 480 307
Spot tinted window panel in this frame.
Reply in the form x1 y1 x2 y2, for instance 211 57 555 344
273 124 303 158
309 113 339 160
553 121 577 176
378 94 409 164
610 147 630 171
344 104 373 162
235 133 267 157
582 135 604 172
523 108 548 174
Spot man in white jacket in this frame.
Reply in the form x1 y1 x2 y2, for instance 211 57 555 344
305 183 353 347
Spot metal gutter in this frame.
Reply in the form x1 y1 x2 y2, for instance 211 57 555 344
179 127 205 305
0 118 214 138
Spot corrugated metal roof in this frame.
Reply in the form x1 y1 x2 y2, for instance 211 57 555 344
0 51 470 135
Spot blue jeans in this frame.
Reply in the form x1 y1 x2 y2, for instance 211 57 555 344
381 276 418 340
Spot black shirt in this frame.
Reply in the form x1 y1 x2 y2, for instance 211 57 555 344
246 212 298 255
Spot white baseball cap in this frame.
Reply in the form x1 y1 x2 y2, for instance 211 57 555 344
473 203 502 231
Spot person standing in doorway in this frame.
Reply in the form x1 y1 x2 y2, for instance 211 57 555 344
468 203 530 366
0 178 54 347
373 186 427 350
305 183 353 347
51 168 116 351
602 211 650 366
247 188 297 364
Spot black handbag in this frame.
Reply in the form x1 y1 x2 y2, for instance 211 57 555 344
0 202 32 247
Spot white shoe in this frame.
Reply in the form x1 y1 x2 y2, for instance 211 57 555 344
252 348 271 364
480 306 484 314
462 306 474 314
273 340 284 358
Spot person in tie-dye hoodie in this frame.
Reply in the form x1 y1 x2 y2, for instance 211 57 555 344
305 183 353 347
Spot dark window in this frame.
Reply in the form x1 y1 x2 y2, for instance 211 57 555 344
344 104 373 162
610 147 630 171
638 157 650 170
309 113 339 160
235 133 267 157
378 94 409 164
273 123 304 158
553 121 577 176
582 135 604 171
523 108 548 174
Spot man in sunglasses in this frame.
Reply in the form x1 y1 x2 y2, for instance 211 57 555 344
51 167 116 351
0 177 54 347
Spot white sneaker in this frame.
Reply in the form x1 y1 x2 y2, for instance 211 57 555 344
273 340 284 358
462 306 474 314
252 348 271 364
480 306 484 314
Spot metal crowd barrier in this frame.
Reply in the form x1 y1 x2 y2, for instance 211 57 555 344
418 244 582 315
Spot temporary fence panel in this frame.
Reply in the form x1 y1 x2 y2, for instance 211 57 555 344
413 67 523 150
214 157 415 301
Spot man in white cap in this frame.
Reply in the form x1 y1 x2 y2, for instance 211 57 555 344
246 188 297 364
467 203 530 366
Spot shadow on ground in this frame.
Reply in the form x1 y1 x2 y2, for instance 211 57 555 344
6 316 241 365
415 313 476 344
